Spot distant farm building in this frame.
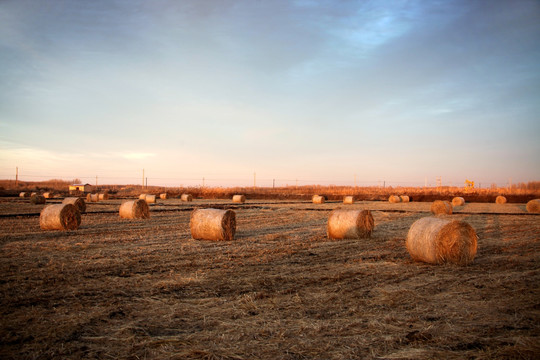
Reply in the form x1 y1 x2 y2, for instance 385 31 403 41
69 184 93 193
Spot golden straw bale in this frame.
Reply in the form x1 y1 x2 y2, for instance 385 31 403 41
30 194 46 204
526 199 540 213
86 193 99 202
495 196 507 204
181 194 193 202
119 199 150 219
62 197 86 213
431 200 453 215
190 208 236 241
43 192 52 199
327 209 374 239
31 192 37 197
312 195 325 204
400 195 410 203
160 193 168 200
232 195 246 203
343 196 355 204
452 197 465 206
19 192 30 198
388 195 401 203
98 193 109 200
139 194 147 200
406 216 477 265
40 204 81 231
144 194 156 203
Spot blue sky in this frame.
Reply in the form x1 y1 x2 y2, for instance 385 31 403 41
1 0 539 187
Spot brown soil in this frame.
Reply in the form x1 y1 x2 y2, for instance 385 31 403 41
0 198 538 359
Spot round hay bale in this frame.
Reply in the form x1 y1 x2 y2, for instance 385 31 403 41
40 204 81 231
160 193 168 200
327 209 374 239
452 197 465 206
30 194 46 204
400 195 410 203
181 194 193 202
98 193 109 200
388 195 401 203
119 199 150 219
19 192 29 198
139 194 147 200
144 194 156 203
406 216 477 265
343 196 355 204
30 192 37 197
190 208 236 241
312 195 325 204
431 200 453 215
86 193 99 202
43 192 53 199
495 196 507 204
62 197 86 213
526 199 540 213
232 195 245 203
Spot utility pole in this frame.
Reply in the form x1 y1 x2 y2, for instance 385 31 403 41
383 180 385 189
202 177 205 188
96 175 98 187
142 169 145 188
145 177 148 188
15 167 18 186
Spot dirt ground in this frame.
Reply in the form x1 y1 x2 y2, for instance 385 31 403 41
0 197 539 359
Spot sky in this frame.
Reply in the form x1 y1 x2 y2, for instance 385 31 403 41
0 0 539 188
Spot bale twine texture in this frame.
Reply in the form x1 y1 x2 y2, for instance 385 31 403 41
190 208 236 241
119 199 150 219
431 200 453 215
30 194 46 204
181 194 193 202
232 195 245 203
452 197 465 206
160 193 168 200
400 195 410 203
526 199 540 213
388 195 401 203
496 196 507 204
62 197 86 213
406 216 477 265
343 196 355 204
327 209 374 239
40 204 81 231
144 194 156 203
98 193 109 200
312 195 325 204
86 193 99 202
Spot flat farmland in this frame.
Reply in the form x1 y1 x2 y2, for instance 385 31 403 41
0 198 539 359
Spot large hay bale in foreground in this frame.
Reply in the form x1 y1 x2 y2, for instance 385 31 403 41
312 195 325 204
181 194 193 202
400 195 410 203
40 204 81 231
327 209 374 239
30 194 46 204
388 195 401 203
452 197 465 206
526 199 540 213
431 200 453 215
98 193 109 201
495 196 507 204
119 199 150 219
144 194 156 203
160 193 168 200
343 196 355 204
62 197 86 213
232 195 245 203
190 208 236 241
406 217 477 265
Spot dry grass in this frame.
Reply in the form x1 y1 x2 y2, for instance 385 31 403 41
0 199 539 359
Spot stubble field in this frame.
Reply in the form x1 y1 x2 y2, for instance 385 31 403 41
0 197 539 359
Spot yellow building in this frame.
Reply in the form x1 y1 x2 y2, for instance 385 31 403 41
69 184 93 193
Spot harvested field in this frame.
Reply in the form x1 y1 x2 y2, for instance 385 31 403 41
0 198 539 359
